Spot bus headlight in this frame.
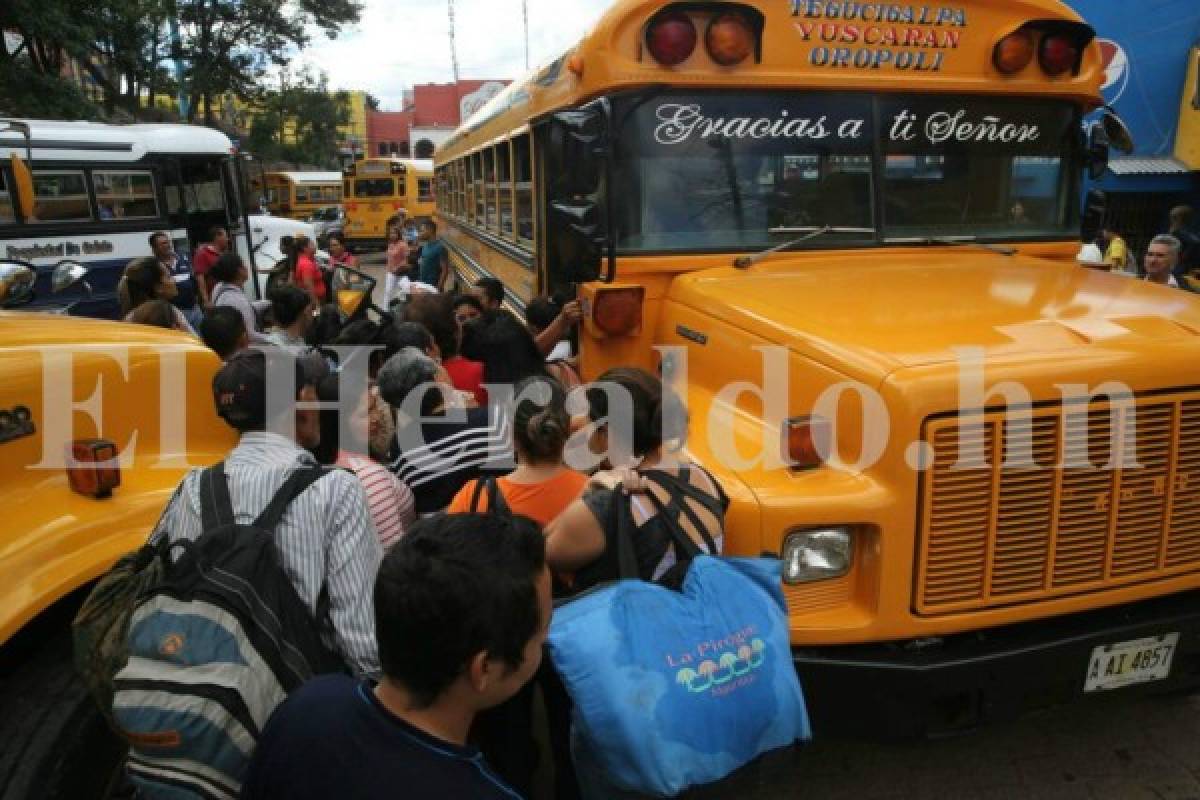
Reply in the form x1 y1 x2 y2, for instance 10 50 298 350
782 528 852 584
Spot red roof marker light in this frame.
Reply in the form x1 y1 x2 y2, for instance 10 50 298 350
646 11 697 67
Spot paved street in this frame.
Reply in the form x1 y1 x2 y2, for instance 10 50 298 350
689 691 1200 800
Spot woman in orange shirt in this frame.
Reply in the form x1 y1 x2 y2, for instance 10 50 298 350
448 375 585 527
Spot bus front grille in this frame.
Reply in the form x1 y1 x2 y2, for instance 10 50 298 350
915 394 1200 615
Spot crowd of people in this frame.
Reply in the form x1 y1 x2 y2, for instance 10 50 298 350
105 200 1200 798
109 219 729 800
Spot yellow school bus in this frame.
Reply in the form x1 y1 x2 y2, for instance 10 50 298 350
343 157 435 249
436 0 1200 734
254 171 343 219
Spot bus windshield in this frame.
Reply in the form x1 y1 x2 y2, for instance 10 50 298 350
613 92 1079 253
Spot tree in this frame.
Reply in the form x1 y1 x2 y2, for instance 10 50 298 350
246 70 350 168
0 0 172 119
365 93 380 111
174 0 363 124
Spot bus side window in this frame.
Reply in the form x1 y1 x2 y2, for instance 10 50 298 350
472 152 484 224
483 147 497 232
497 140 513 238
0 172 15 225
94 170 160 220
31 171 92 223
514 135 534 245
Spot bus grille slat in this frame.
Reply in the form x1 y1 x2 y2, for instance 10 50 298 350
916 393 1200 615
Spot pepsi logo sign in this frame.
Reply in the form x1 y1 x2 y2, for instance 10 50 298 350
1098 39 1129 104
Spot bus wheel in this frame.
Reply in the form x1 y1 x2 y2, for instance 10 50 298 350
0 629 127 800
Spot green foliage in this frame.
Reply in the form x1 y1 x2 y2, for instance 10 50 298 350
0 0 361 123
0 64 101 119
175 0 363 123
245 70 350 168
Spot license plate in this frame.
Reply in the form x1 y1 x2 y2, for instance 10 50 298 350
1084 633 1178 692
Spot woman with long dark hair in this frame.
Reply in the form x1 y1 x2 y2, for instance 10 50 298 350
119 256 196 334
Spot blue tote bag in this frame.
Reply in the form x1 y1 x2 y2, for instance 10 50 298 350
547 480 811 797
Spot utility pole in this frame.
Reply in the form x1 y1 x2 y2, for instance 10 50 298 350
447 0 460 83
522 0 530 70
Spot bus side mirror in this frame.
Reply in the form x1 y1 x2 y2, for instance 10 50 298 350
548 102 608 197
548 200 606 283
546 99 613 282
1102 110 1134 154
9 155 34 220
1085 121 1110 181
1081 188 1107 243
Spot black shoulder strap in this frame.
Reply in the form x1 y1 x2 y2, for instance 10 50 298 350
641 470 720 557
198 463 235 531
253 466 329 532
469 475 511 517
609 487 640 580
469 478 488 512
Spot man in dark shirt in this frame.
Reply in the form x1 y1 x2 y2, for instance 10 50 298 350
416 219 449 290
1169 205 1200 280
242 513 551 800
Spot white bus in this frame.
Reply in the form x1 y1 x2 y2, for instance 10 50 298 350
0 118 315 318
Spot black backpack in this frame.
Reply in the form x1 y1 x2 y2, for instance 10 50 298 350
111 463 346 799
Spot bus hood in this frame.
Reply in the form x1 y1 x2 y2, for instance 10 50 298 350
668 252 1200 385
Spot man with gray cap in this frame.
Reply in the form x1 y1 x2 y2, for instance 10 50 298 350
152 349 382 677
379 347 511 515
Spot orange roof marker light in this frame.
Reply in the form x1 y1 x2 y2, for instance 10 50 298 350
993 30 1035 75
705 11 756 66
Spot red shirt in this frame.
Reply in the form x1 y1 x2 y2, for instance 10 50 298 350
193 244 222 299
294 254 326 301
442 356 486 406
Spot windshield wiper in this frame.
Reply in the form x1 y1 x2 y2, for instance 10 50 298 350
885 235 1016 256
734 226 877 269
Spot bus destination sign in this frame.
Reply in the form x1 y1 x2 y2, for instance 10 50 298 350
790 1 968 73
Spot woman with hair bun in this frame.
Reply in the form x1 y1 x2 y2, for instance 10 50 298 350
447 374 585 527
545 366 727 591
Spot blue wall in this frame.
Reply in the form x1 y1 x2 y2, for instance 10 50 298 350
1065 0 1200 158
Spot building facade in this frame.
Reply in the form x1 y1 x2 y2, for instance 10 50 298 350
366 79 509 159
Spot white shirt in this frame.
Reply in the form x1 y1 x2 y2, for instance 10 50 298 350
151 431 383 678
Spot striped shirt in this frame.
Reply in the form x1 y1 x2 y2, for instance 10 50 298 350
337 451 415 550
389 406 513 514
213 281 272 346
152 431 382 678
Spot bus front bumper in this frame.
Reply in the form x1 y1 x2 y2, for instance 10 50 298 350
793 590 1200 739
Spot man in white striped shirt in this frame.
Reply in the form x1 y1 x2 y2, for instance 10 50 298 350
153 350 382 677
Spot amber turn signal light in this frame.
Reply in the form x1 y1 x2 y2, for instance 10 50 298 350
67 439 121 498
782 417 831 470
993 30 1035 75
591 286 645 338
645 11 697 66
705 12 755 66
